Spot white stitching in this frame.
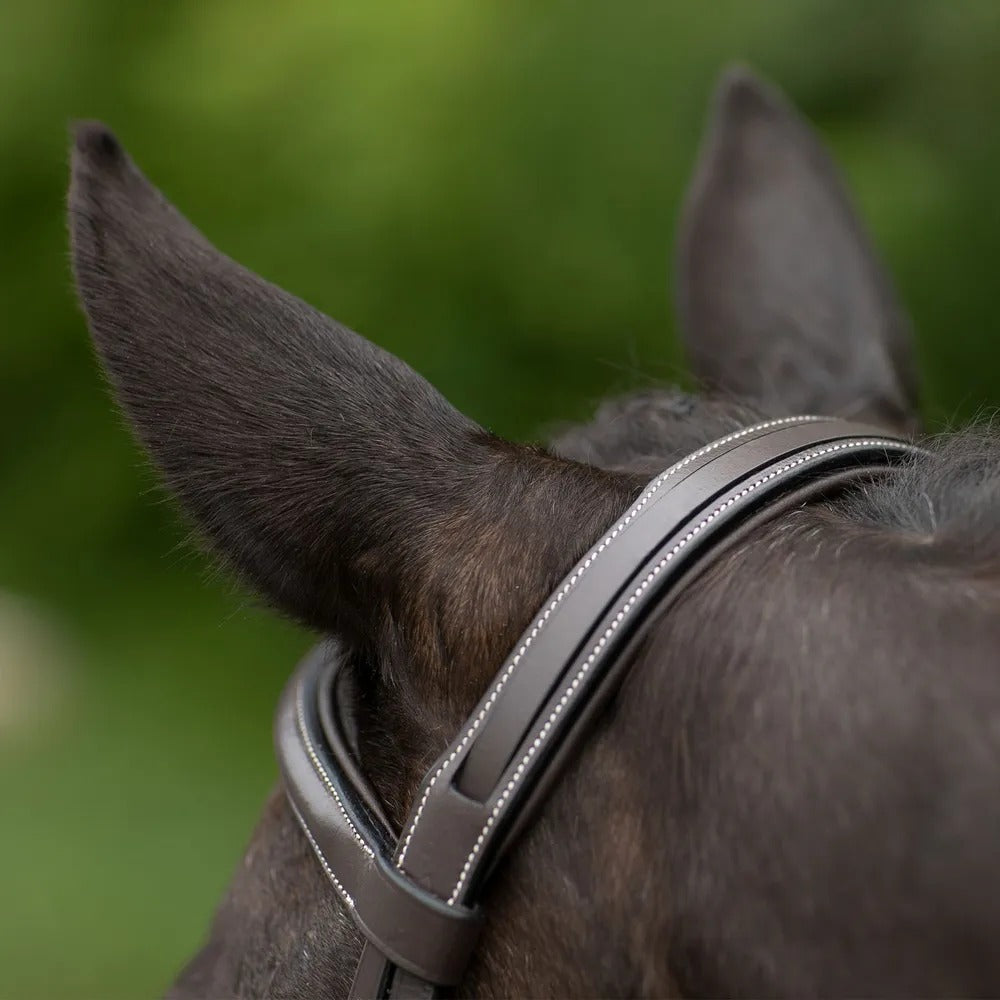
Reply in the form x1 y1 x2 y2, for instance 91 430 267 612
296 678 375 859
396 416 823 867
297 811 356 909
446 438 911 903
395 415 825 868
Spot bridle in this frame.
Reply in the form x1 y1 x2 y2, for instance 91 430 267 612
275 416 923 998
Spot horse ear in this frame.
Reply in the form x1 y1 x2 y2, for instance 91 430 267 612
675 66 919 432
68 123 635 698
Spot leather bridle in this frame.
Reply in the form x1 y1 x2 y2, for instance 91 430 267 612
275 416 923 998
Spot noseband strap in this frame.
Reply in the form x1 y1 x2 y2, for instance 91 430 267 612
275 416 924 997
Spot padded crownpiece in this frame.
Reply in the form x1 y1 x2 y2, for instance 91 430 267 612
275 417 924 998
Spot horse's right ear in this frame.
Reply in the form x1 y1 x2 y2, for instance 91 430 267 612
675 66 920 433
67 123 636 705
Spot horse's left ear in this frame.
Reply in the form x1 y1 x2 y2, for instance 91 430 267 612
68 123 637 708
675 66 920 433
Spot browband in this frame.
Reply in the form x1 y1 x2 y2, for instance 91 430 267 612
275 416 924 998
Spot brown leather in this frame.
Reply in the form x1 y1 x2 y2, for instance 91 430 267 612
318 654 393 834
480 459 908 883
453 418 891 803
275 649 484 986
274 416 925 998
394 419 916 903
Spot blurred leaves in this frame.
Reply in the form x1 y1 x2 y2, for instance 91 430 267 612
2 1 1000 996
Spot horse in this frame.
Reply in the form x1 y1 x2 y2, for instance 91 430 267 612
68 65 1000 997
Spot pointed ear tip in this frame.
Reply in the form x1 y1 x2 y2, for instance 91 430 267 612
712 64 788 126
70 121 126 173
67 123 131 265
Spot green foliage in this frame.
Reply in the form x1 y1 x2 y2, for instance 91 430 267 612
2 2 999 995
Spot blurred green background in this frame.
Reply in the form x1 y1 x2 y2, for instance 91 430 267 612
2 1 1000 996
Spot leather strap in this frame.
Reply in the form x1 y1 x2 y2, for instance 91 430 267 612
274 416 925 998
275 648 484 987
453 419 874 801
393 419 918 902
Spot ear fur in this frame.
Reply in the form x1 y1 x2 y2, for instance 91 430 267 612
69 123 638 707
675 66 919 433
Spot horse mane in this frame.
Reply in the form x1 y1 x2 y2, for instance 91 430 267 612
839 424 1000 571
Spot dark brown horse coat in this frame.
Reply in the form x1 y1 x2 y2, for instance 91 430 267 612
69 67 1000 997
